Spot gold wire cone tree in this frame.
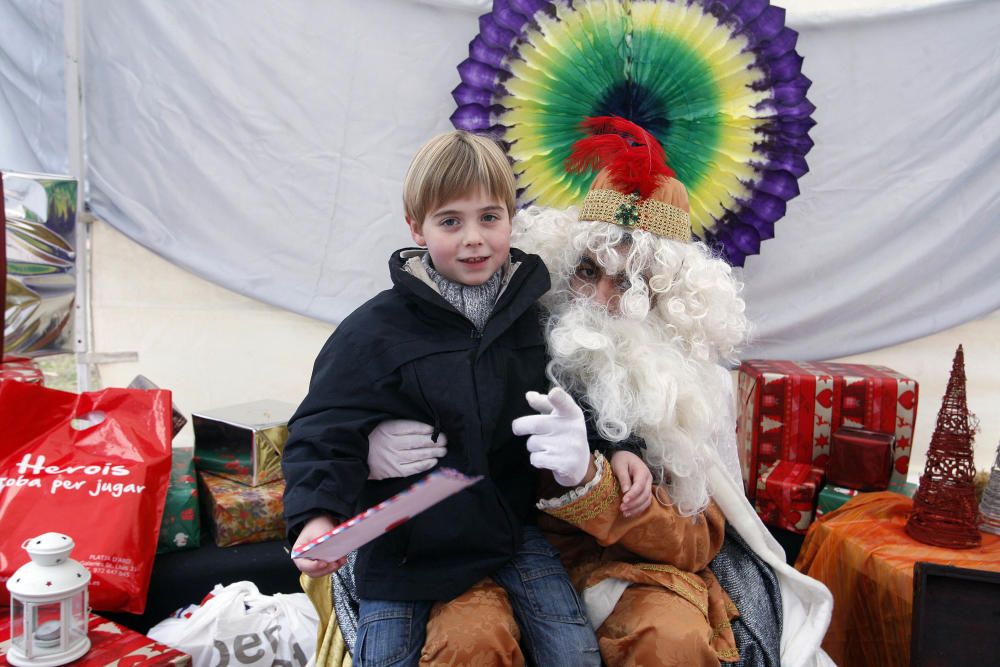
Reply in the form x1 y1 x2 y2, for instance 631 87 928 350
905 345 982 548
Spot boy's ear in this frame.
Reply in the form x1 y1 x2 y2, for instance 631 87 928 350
405 217 426 247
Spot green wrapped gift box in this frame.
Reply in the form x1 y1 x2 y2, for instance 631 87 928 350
815 484 861 519
816 480 919 519
157 447 200 553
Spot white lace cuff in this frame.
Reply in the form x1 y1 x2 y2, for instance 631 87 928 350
537 451 607 511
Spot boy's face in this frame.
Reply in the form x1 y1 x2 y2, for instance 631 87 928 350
407 190 511 286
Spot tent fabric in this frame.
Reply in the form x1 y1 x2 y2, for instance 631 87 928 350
2 0 998 361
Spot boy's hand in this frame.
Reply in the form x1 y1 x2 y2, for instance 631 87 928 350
368 419 447 479
512 387 590 487
610 450 653 518
292 515 347 577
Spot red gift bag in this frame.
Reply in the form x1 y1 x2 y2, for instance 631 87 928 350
0 381 172 613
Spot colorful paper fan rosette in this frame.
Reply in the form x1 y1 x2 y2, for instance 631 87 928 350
451 0 816 266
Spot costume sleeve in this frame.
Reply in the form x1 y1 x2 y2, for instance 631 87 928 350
539 452 725 572
281 331 400 543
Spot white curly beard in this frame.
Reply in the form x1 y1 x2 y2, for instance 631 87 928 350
543 281 736 517
512 205 749 515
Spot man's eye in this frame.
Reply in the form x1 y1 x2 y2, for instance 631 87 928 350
614 274 631 291
482 213 499 222
440 218 459 227
574 265 597 281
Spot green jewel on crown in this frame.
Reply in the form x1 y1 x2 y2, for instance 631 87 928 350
614 193 641 227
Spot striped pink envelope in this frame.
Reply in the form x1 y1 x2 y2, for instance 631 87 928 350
290 468 481 561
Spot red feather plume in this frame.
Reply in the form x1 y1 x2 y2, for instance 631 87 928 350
566 116 675 197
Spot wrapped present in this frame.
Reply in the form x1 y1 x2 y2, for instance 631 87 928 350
754 460 823 534
0 612 191 667
199 471 285 547
193 400 295 486
158 447 200 553
813 479 916 519
3 171 78 357
737 359 918 500
815 484 862 518
129 375 188 438
0 355 44 384
827 426 895 491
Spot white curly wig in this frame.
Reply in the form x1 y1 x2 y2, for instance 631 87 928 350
512 205 750 516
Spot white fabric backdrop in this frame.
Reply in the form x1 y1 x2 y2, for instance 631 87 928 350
2 0 998 360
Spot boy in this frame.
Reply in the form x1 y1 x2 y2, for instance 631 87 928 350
282 130 600 667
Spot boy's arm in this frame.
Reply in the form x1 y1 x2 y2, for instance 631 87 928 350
281 334 400 545
608 450 653 517
291 514 347 577
560 391 653 516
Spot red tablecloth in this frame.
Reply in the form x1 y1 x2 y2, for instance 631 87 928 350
1 613 190 667
795 491 1000 667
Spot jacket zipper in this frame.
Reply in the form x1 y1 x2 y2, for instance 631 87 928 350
411 370 442 441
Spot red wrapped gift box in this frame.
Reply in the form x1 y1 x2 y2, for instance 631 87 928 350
754 460 823 534
737 360 918 500
827 426 895 491
0 356 43 384
0 612 190 667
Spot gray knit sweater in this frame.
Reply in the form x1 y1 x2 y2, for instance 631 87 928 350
421 253 503 333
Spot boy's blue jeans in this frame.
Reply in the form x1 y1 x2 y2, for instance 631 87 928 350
356 526 601 667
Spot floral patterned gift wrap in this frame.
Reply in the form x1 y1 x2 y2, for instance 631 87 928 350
199 471 285 547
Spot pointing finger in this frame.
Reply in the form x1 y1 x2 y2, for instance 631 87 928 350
525 391 555 415
546 387 583 417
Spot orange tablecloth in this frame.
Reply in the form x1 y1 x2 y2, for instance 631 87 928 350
794 492 1000 667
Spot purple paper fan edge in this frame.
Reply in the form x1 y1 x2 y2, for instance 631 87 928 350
451 0 817 267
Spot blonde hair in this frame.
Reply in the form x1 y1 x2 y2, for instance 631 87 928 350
403 131 516 228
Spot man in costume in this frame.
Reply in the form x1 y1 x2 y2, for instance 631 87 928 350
307 118 833 667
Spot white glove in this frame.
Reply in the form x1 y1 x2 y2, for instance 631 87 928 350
367 420 447 480
512 387 590 487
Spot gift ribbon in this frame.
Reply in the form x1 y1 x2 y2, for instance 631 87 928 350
761 461 820 530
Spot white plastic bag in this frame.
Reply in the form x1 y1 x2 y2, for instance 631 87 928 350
148 581 318 667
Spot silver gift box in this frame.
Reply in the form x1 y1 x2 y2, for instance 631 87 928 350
193 399 296 486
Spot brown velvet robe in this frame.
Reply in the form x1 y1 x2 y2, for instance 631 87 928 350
420 455 740 666
538 454 740 665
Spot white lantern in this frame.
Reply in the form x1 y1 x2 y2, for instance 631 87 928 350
6 533 91 667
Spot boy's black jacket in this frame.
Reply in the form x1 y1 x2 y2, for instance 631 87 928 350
282 247 551 601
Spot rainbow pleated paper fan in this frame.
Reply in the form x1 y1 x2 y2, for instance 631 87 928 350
451 0 815 266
